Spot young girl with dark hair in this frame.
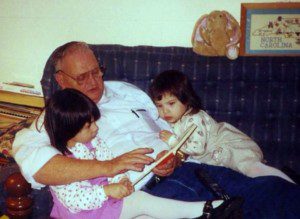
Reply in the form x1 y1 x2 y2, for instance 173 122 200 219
149 70 294 183
44 88 242 219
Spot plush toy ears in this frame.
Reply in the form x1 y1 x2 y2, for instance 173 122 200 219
191 15 208 44
223 11 241 59
223 11 241 47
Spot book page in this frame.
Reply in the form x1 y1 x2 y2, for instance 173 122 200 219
133 124 197 186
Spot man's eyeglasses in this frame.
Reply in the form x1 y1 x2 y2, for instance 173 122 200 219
56 65 106 86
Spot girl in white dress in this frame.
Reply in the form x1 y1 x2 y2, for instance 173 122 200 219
149 70 294 183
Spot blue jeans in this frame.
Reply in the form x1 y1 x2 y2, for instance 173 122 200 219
142 162 300 219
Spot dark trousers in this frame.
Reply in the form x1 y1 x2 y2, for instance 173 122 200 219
142 162 300 219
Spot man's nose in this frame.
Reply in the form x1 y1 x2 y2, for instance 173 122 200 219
86 73 98 85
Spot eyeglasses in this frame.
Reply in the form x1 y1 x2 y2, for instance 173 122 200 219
56 65 106 86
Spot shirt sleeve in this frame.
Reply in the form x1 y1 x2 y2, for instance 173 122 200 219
93 137 114 161
50 181 108 213
173 112 211 157
12 113 60 189
108 173 129 184
92 137 129 184
167 134 179 147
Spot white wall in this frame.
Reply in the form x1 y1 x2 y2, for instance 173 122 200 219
0 0 296 92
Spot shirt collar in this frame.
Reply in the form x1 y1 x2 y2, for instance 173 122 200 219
183 107 193 117
99 84 115 105
170 108 193 127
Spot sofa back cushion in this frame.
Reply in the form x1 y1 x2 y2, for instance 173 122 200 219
41 44 300 171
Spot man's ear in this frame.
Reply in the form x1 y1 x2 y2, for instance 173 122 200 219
55 73 65 88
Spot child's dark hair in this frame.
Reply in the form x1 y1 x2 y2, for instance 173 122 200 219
149 70 201 114
44 88 100 155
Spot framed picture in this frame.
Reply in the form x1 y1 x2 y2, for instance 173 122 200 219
240 3 300 56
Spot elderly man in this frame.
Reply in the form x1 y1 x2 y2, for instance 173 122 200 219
13 42 300 218
13 41 174 189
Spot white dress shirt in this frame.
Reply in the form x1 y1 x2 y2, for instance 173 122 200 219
12 81 170 189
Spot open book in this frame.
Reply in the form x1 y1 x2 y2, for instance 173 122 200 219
133 124 197 186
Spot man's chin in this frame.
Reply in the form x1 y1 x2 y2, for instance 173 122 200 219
91 95 101 103
87 91 102 103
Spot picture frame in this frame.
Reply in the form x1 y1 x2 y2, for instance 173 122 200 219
240 3 300 56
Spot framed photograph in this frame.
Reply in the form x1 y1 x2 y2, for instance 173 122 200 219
240 3 300 56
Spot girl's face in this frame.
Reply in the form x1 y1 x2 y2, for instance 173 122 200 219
154 92 188 124
67 120 99 147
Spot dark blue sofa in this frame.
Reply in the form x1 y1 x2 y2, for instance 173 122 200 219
1 44 299 218
42 44 300 172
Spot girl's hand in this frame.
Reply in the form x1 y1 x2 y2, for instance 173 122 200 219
159 130 173 142
104 179 134 199
119 177 134 193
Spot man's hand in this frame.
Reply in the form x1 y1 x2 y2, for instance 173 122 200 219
109 148 154 176
152 150 176 177
159 130 173 143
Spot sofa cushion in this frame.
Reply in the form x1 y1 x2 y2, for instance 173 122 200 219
40 44 300 172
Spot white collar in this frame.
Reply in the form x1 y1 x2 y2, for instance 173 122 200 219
99 84 115 105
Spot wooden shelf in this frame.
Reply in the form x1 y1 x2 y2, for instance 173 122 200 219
0 90 44 108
